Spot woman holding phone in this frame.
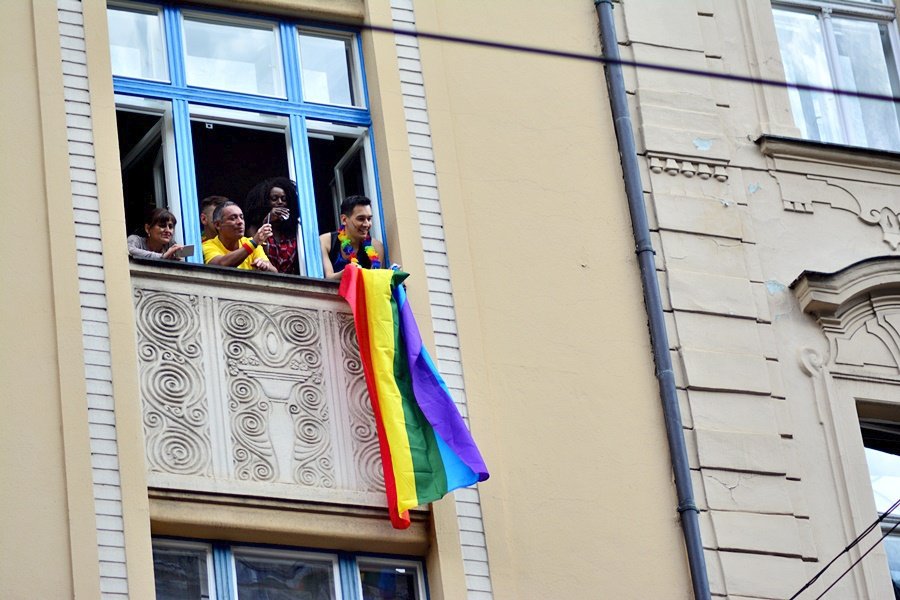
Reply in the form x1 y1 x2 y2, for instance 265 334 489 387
127 207 186 261
245 177 300 274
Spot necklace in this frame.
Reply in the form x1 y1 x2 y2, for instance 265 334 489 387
338 225 380 268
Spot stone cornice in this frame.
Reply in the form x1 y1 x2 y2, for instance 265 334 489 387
791 256 900 316
756 135 900 172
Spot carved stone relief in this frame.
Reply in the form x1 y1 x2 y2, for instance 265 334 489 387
774 172 900 251
220 301 335 487
132 268 386 506
648 153 729 181
337 312 384 492
819 295 900 380
134 289 212 476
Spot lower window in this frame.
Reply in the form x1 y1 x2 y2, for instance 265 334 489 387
862 420 900 598
153 538 426 600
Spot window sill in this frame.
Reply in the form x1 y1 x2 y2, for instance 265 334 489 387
129 256 339 296
756 135 900 172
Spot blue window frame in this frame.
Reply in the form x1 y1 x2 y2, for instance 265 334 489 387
152 538 428 600
108 1 385 276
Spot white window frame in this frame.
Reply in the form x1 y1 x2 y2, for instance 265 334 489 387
772 0 900 149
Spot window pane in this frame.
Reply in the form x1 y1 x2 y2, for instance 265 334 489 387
234 551 336 600
107 6 168 81
298 33 356 106
183 17 285 97
359 564 420 600
832 17 900 151
773 9 843 144
865 446 900 513
153 544 211 600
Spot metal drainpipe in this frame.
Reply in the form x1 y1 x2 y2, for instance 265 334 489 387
594 1 712 598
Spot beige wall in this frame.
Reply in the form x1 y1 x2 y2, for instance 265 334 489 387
3 0 703 598
0 1 101 597
415 1 693 597
613 0 900 597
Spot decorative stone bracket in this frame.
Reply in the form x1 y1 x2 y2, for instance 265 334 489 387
773 172 900 252
648 152 729 181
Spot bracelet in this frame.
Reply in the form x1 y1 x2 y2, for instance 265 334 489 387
242 242 255 254
248 238 258 248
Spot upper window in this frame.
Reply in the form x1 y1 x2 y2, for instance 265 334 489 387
773 0 900 152
107 1 381 277
152 538 427 600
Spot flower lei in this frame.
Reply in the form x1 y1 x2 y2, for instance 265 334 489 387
338 224 381 269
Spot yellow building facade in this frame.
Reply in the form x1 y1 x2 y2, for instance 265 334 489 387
2 0 690 598
6 0 900 599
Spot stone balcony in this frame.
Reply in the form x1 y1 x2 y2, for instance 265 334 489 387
130 261 385 508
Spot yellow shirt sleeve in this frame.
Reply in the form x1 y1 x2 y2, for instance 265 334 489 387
201 237 270 269
202 237 226 264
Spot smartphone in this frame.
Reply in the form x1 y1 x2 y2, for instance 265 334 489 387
175 245 195 259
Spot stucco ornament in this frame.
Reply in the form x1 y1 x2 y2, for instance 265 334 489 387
131 270 385 503
776 172 900 252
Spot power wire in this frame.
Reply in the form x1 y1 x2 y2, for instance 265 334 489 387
366 16 900 600
788 497 900 599
814 519 900 600
361 23 900 104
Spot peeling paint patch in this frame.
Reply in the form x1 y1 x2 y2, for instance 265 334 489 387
748 183 760 195
765 280 787 295
693 137 713 151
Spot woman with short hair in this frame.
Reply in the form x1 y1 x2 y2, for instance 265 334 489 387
127 207 184 260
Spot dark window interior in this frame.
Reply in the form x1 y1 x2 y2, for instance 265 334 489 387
308 135 366 234
190 120 290 225
862 421 900 457
117 112 370 244
117 110 166 236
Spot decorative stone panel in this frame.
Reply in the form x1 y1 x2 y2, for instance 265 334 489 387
131 263 384 507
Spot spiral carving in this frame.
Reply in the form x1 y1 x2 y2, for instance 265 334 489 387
145 426 209 475
291 383 335 488
220 304 257 339
232 403 277 481
338 314 362 373
280 310 319 345
134 290 211 476
336 312 383 493
221 300 331 486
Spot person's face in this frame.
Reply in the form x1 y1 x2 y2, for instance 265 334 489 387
145 219 175 247
268 187 287 209
216 205 245 241
341 204 373 241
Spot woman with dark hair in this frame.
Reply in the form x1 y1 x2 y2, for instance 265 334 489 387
127 207 184 260
245 177 300 274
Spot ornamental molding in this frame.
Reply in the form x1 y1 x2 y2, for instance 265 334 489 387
794 257 900 381
772 171 900 251
131 265 383 505
647 152 729 181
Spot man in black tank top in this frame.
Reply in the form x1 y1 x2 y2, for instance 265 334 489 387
319 195 386 281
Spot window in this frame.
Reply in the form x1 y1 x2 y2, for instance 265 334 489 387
861 420 900 598
152 539 427 600
772 0 900 151
108 1 383 276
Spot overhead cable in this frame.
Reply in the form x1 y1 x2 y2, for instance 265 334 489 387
362 23 900 104
789 497 900 599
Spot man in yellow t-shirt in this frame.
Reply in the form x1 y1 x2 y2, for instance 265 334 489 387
202 201 277 272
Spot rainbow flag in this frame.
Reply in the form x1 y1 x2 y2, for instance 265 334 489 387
339 267 489 529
